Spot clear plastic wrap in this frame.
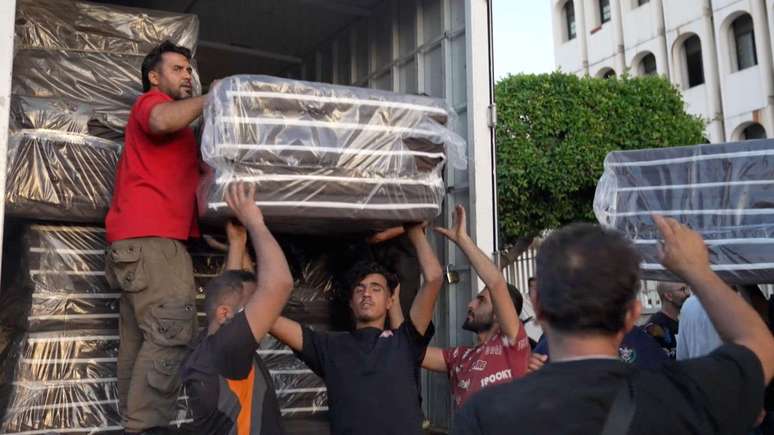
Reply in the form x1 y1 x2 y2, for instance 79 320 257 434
6 130 121 222
594 139 774 284
199 75 467 231
0 224 221 433
15 0 199 54
7 0 201 223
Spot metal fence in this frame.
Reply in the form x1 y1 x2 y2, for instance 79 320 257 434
502 248 537 295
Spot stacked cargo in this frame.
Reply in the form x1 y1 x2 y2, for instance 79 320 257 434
594 138 774 284
0 1 202 433
0 224 223 434
0 2 465 434
199 75 466 232
7 0 199 221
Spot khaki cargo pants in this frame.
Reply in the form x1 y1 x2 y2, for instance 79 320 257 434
105 237 197 433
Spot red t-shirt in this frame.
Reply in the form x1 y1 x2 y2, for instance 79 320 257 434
105 90 200 243
442 323 531 409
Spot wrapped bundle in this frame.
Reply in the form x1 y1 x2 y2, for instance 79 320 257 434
6 130 121 222
200 75 467 232
594 139 774 284
0 224 223 434
6 0 200 222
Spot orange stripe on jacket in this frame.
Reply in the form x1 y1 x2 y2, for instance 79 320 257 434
226 367 256 435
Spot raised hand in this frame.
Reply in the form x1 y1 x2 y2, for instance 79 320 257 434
225 182 264 227
653 215 711 281
434 204 468 243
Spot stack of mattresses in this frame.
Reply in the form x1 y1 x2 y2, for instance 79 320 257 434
6 0 199 222
199 75 466 232
594 138 774 284
0 224 224 434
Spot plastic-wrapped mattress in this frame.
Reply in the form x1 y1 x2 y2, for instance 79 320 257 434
6 0 200 223
594 139 774 284
6 130 121 223
200 75 467 231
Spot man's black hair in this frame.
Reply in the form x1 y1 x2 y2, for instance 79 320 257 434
527 277 536 286
345 261 399 299
204 270 256 323
141 40 192 92
536 223 641 335
507 284 524 316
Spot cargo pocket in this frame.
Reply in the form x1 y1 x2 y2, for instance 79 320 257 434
149 302 195 347
147 357 183 396
106 245 148 293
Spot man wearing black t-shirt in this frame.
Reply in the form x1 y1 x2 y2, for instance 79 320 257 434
270 224 443 435
453 217 774 435
644 281 689 359
181 183 294 435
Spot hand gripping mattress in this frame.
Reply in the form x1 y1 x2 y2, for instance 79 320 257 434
199 75 467 232
594 139 774 284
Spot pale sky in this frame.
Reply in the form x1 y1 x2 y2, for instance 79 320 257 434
493 1 555 79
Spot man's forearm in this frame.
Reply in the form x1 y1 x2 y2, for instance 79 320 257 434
408 232 443 332
457 235 506 294
457 235 519 338
685 268 774 380
149 95 205 134
247 221 293 293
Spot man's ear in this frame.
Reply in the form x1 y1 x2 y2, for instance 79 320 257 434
624 299 642 332
215 305 231 325
531 290 543 320
148 69 160 88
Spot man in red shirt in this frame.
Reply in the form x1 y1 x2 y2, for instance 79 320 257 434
388 205 530 409
104 41 216 434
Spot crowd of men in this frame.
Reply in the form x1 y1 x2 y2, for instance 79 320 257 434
105 41 774 435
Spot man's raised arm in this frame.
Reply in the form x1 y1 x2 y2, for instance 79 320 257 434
435 205 520 341
226 182 294 343
407 223 444 335
654 215 774 383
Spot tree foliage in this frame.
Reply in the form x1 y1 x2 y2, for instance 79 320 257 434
496 72 705 253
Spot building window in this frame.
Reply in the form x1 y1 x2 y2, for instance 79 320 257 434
565 1 576 41
742 123 766 140
733 14 758 71
600 0 611 24
637 0 650 6
640 53 657 76
684 35 705 88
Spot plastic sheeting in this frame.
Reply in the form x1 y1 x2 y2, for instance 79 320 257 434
6 0 200 223
594 139 774 284
0 224 339 433
199 75 467 231
0 224 222 434
6 130 121 222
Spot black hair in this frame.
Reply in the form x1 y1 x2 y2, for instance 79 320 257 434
528 277 536 286
536 223 641 335
507 284 524 316
203 270 256 323
141 40 192 92
345 261 399 299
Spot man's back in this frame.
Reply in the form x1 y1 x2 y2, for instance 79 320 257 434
453 344 764 435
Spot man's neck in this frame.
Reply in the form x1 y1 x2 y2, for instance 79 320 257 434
546 328 622 362
660 303 680 321
355 319 386 330
476 324 500 345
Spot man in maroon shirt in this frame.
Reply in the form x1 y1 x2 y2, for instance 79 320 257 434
104 41 216 434
389 205 530 409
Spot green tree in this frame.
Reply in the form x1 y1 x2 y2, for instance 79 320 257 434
496 72 705 266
